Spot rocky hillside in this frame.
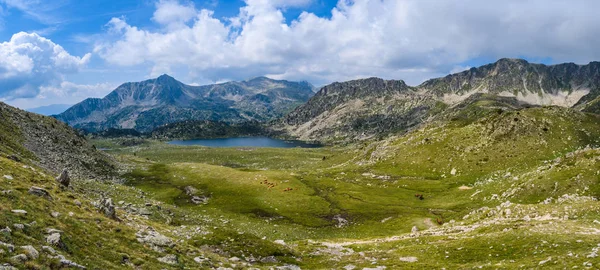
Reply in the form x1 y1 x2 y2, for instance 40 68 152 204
0 102 117 180
56 75 314 132
278 78 442 142
280 59 600 143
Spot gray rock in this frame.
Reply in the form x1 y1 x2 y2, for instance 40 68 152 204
12 224 24 230
136 228 174 252
97 197 117 219
275 265 301 270
46 228 63 234
28 186 52 199
11 209 27 215
184 186 198 196
46 233 63 247
56 169 70 187
10 254 28 264
51 211 60 218
20 245 39 259
333 214 348 228
191 196 209 205
260 256 278 263
0 227 11 234
138 208 151 216
42 245 57 255
60 258 86 269
0 241 15 252
74 200 82 206
157 254 178 265
411 226 419 234
194 256 207 263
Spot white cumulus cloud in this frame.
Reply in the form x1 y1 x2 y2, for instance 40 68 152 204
0 32 91 99
93 0 600 86
6 81 116 109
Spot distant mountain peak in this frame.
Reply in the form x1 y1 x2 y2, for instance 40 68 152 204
495 58 529 64
154 74 180 84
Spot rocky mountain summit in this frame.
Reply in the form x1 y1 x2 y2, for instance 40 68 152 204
420 58 600 107
56 75 314 132
280 58 600 142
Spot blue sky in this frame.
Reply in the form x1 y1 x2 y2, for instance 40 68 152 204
0 0 599 109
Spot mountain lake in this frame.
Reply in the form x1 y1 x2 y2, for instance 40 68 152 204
168 137 322 148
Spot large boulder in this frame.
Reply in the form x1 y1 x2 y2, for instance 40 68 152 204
97 197 117 220
56 169 70 187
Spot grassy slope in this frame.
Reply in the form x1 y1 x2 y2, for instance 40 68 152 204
85 104 600 268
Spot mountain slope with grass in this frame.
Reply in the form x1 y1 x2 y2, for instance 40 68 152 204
55 75 314 132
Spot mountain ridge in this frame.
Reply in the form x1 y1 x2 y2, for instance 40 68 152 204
279 58 600 142
55 75 315 132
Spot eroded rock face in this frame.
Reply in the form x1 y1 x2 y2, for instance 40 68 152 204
56 169 70 188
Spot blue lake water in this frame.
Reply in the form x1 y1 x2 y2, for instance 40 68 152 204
168 137 322 148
